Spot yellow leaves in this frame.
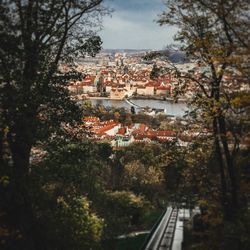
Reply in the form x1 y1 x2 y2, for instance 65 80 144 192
124 160 145 178
211 105 219 115
193 37 232 62
231 94 250 109
56 196 69 209
143 166 164 185
113 111 120 121
124 161 164 186
240 181 250 195
3 126 9 135
80 197 90 211
203 207 223 226
198 199 223 226
0 227 23 246
0 176 9 187
231 97 242 108
198 199 209 207
193 37 213 49
0 227 10 237
196 97 228 120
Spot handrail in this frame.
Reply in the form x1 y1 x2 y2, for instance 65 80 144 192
140 207 170 250
140 207 179 250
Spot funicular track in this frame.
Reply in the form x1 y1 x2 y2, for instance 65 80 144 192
142 207 179 250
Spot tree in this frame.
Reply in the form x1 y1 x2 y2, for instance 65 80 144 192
34 196 104 250
109 143 167 203
130 106 135 115
28 140 110 250
97 191 148 236
124 113 133 126
0 1 107 249
36 140 112 198
159 0 250 220
123 160 164 202
150 63 160 79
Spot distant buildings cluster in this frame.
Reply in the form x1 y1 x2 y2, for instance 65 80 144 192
66 52 182 100
65 51 249 101
68 69 174 100
83 116 193 147
81 115 249 149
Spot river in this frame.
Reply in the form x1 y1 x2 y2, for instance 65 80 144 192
89 98 188 117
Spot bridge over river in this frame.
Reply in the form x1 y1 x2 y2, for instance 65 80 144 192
89 98 188 117
124 98 144 109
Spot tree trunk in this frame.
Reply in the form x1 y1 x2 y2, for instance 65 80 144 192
0 129 4 165
217 115 239 217
212 82 239 219
8 124 37 250
213 117 231 219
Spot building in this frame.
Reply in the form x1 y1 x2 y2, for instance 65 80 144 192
156 85 171 96
137 86 147 95
112 135 135 147
145 84 155 95
110 87 128 100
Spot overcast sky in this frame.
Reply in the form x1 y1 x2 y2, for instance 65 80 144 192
100 0 177 50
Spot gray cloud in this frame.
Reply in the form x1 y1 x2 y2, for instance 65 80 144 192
100 0 177 49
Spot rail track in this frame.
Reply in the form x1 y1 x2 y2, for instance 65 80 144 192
143 207 179 250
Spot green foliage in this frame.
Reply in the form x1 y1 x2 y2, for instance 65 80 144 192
81 103 165 129
115 233 148 250
81 36 103 57
104 191 146 212
143 51 163 61
102 233 148 250
97 191 149 237
0 2 108 248
159 0 250 227
132 113 162 129
122 161 164 202
118 143 164 167
140 209 165 229
109 142 180 204
150 64 160 80
35 140 112 198
16 140 112 250
35 196 104 250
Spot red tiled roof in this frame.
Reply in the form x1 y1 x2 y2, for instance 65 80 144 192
133 129 176 141
93 122 119 135
83 116 100 122
117 127 126 135
104 80 114 85
156 86 171 90
136 123 147 133
145 82 156 87
146 130 176 137
84 75 95 81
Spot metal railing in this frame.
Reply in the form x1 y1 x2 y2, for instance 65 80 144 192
140 208 170 250
140 207 179 250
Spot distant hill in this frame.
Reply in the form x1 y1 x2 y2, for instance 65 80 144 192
102 49 151 55
143 48 189 63
168 51 188 63
101 47 189 63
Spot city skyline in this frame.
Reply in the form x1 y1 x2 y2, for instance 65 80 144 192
100 0 177 50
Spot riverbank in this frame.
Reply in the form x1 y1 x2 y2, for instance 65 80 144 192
86 95 187 103
88 96 110 100
72 94 187 103
130 95 187 103
86 98 188 117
